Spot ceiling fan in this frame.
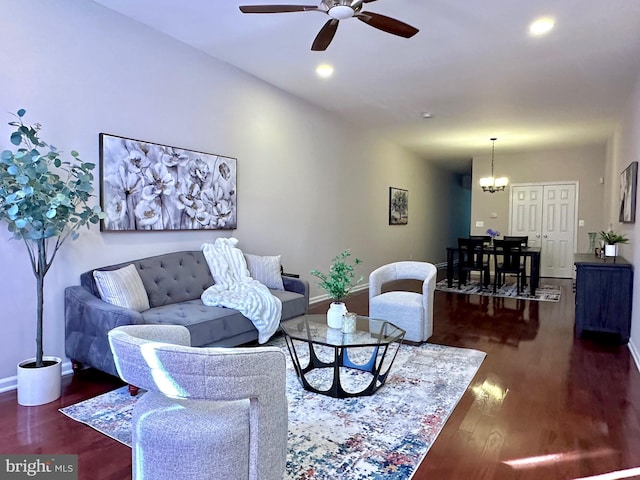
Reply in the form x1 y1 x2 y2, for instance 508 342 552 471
238 0 419 51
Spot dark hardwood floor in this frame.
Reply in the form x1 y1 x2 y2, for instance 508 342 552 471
1 277 639 479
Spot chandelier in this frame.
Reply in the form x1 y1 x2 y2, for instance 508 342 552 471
479 137 508 193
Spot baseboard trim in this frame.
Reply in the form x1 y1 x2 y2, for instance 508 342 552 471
0 375 16 394
0 361 73 394
309 282 369 305
629 339 640 374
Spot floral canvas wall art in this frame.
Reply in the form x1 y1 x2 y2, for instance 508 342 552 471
100 134 237 231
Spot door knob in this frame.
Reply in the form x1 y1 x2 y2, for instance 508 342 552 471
543 234 548 238
536 234 541 238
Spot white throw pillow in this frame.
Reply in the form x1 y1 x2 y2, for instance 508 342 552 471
93 264 150 312
244 253 285 291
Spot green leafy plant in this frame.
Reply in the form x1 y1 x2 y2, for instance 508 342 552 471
599 230 629 245
311 250 363 302
0 109 104 367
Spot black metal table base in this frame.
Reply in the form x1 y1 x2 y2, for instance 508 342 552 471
284 336 401 398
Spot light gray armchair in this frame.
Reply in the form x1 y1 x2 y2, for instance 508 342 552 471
108 324 288 480
369 261 437 343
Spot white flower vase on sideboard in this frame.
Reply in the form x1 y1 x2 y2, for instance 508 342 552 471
605 244 618 257
17 356 62 406
327 302 347 329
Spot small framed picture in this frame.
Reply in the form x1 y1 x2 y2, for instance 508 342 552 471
389 187 408 225
619 161 637 223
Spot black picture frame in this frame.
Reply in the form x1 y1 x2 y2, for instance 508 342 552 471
99 133 237 231
619 161 637 223
389 187 408 225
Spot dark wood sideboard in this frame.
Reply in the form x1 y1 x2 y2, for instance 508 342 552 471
574 253 633 343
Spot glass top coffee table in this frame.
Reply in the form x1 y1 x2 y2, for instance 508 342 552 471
280 314 405 398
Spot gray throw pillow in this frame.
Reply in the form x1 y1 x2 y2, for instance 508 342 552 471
93 264 150 312
244 254 285 291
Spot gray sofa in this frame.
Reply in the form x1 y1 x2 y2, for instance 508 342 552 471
65 250 309 377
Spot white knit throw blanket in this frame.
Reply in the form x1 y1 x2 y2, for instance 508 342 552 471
201 238 281 344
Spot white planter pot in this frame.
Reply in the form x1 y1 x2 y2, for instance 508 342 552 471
17 356 62 406
605 244 618 257
327 302 347 329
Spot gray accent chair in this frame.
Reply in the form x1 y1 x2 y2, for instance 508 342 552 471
368 261 437 343
108 324 288 480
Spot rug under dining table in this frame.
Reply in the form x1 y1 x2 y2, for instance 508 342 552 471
435 278 561 302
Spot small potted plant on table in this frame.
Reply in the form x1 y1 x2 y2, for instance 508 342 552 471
311 250 363 329
599 230 629 257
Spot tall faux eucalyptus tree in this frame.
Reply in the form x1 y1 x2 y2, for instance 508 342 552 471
0 109 103 367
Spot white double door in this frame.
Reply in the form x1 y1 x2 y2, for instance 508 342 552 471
509 183 577 278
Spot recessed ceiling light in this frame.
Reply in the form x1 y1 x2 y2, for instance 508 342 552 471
421 112 434 119
529 17 555 36
316 64 334 78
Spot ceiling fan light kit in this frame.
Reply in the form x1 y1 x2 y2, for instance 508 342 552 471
480 137 509 193
239 0 419 51
328 5 354 19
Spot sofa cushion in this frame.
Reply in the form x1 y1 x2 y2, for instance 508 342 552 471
244 254 284 291
93 264 150 312
141 300 256 347
138 252 214 307
270 289 307 320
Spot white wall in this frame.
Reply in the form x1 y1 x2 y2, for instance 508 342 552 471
0 0 455 385
608 69 640 368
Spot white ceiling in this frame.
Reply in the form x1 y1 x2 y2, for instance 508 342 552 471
91 0 640 172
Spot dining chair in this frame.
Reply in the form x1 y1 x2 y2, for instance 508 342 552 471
457 238 491 288
469 235 492 244
503 235 528 247
503 236 529 279
493 239 527 294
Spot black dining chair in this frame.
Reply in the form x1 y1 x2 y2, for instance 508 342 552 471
469 235 492 245
503 236 529 280
457 238 491 288
503 235 528 247
493 239 527 294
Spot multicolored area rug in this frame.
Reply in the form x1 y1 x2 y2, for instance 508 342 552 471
60 340 485 480
435 278 561 302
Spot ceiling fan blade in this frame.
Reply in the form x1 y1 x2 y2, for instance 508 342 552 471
356 11 419 38
239 4 318 14
311 19 339 51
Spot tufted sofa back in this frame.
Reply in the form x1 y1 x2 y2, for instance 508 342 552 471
80 251 214 308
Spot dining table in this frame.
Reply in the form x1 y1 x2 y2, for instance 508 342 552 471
446 245 542 296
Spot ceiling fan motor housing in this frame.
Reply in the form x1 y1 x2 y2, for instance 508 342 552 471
328 5 354 19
